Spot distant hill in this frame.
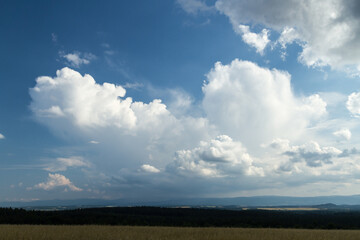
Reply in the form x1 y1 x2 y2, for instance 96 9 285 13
2 195 360 209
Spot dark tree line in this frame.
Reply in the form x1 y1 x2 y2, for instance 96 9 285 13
1 207 360 229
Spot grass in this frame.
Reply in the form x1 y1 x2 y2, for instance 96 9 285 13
1 225 360 240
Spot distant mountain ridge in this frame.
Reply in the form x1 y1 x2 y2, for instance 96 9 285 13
2 195 360 209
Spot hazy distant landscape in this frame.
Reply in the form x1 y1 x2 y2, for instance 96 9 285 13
3 195 360 210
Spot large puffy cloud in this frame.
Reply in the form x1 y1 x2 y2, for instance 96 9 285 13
32 173 82 192
29 68 213 171
215 0 360 71
202 59 326 150
30 68 137 129
29 67 207 136
168 135 264 177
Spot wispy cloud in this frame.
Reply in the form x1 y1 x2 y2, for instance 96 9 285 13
44 156 90 172
59 51 96 68
177 0 215 15
51 33 58 43
122 82 143 90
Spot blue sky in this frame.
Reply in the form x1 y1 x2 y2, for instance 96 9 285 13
2 0 360 202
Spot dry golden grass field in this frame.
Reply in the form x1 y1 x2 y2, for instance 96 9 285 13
1 225 360 240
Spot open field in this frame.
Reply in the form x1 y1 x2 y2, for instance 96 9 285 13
1 225 360 240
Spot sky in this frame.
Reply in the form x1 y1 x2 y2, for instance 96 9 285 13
2 0 360 202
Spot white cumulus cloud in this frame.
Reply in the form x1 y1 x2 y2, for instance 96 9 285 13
236 24 270 55
30 67 138 129
29 67 213 171
0 133 4 140
141 164 160 173
169 135 263 177
32 173 82 191
277 27 300 49
268 139 342 172
333 128 352 141
202 59 327 150
347 92 360 116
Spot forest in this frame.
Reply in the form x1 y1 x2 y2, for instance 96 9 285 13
2 207 360 229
